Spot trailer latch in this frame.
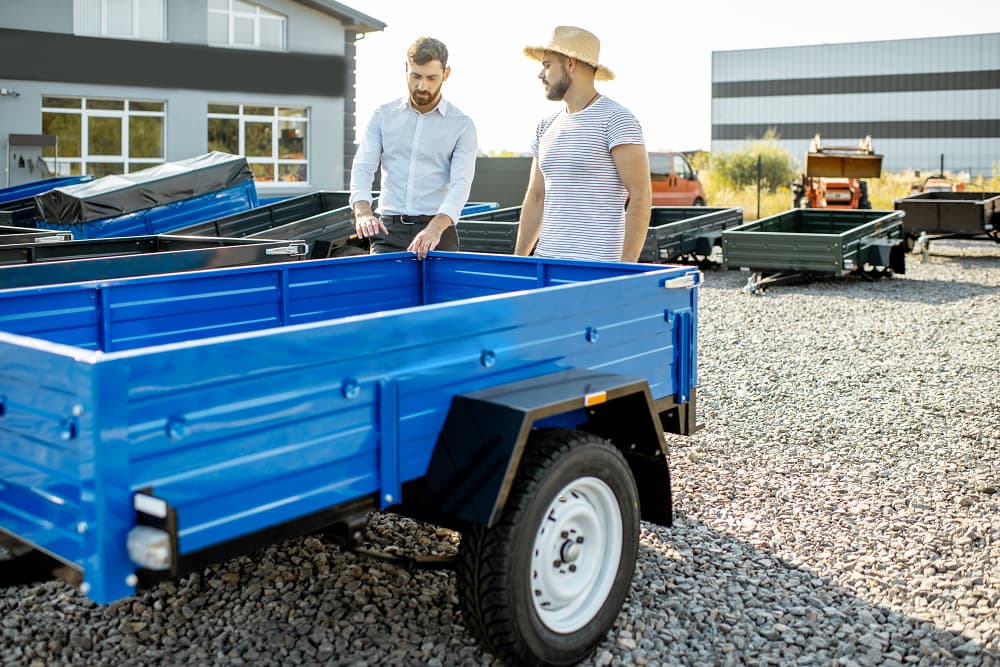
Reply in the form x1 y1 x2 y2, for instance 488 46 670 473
265 242 309 256
663 272 701 289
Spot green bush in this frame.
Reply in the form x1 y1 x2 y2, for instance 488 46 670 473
709 129 798 193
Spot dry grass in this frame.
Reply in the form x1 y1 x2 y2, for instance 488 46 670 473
702 169 1000 220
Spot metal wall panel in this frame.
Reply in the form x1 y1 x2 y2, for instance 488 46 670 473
712 33 1000 81
711 33 1000 175
712 90 1000 124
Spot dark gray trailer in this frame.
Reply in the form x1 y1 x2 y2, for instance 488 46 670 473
458 205 744 265
0 235 307 289
457 205 521 254
0 225 72 246
721 209 907 292
171 190 365 258
639 206 744 264
893 191 1000 252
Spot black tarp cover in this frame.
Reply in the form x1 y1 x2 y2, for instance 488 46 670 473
34 152 254 225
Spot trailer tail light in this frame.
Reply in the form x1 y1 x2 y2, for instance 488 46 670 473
126 526 173 571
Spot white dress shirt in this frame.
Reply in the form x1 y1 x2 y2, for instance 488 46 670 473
349 97 478 224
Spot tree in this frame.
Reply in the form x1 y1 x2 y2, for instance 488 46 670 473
709 129 797 192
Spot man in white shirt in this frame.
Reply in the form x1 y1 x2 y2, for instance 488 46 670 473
515 26 651 263
350 37 479 259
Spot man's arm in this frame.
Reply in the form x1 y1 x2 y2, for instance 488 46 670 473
436 118 479 225
611 143 651 262
350 110 387 239
515 158 545 256
409 119 479 259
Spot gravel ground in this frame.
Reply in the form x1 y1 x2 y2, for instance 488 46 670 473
2 239 998 667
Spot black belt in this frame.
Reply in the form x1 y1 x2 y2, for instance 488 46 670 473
383 214 435 224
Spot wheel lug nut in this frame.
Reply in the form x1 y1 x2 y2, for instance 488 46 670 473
576 536 584 544
569 564 577 572
561 531 569 538
553 560 562 568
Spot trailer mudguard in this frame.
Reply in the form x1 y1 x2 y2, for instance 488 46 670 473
860 238 907 274
422 368 673 530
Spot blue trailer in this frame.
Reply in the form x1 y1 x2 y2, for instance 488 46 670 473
0 251 699 666
0 175 94 226
0 174 94 205
31 153 258 239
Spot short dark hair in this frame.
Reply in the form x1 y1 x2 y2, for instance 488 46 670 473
407 37 448 68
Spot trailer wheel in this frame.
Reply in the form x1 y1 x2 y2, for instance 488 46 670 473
858 181 872 209
456 429 639 666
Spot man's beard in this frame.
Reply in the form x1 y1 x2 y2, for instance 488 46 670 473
411 89 437 107
545 75 570 101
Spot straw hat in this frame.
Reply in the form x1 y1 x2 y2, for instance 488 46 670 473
524 26 615 81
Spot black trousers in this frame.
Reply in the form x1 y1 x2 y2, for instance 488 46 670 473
370 221 460 254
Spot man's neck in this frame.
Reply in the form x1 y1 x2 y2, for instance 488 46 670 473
564 86 599 114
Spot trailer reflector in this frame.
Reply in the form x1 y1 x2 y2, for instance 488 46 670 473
134 493 168 518
126 526 173 571
584 391 607 407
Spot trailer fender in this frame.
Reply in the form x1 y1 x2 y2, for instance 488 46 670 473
423 368 673 530
861 238 907 274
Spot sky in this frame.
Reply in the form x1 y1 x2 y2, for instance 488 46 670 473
349 1 1000 155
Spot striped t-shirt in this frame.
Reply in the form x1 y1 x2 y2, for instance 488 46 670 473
531 96 644 262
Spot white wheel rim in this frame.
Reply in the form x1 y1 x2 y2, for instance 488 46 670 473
529 476 623 634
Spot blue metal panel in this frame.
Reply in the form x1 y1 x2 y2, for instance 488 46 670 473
0 338 92 568
0 252 699 603
33 180 259 240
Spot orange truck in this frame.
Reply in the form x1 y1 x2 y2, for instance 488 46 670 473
649 151 707 206
792 135 882 209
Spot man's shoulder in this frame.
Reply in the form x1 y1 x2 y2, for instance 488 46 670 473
440 98 476 126
595 96 637 117
376 98 409 113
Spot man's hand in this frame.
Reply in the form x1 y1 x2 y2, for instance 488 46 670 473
353 202 388 239
407 214 451 259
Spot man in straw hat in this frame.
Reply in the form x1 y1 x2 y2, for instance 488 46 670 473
515 26 651 263
350 36 478 259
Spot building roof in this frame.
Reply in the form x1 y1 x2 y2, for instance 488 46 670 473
294 0 385 34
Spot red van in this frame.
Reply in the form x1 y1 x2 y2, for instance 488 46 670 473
649 152 707 206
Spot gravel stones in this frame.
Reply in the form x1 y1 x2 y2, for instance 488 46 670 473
1 240 998 666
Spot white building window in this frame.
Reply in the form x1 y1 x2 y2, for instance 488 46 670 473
208 104 308 184
74 0 165 41
41 96 166 178
207 0 286 51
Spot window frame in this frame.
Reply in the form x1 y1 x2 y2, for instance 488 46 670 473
207 0 287 51
207 103 310 186
73 0 166 42
41 96 166 178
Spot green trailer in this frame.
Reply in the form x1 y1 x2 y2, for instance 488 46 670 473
721 209 907 293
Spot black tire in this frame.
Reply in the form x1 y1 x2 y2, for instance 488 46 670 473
693 197 706 206
858 181 872 209
456 429 640 667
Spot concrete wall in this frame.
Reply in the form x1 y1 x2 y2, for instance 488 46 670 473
469 157 532 209
0 0 72 33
